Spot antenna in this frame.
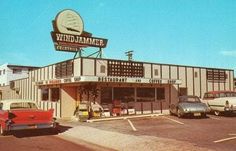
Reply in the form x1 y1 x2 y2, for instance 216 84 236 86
125 50 134 61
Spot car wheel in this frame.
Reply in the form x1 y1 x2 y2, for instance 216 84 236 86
201 113 207 118
177 109 182 118
0 125 6 136
51 128 59 134
169 110 174 116
214 111 220 116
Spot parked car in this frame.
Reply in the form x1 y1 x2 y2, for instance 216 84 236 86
170 95 209 118
202 91 236 116
0 99 57 135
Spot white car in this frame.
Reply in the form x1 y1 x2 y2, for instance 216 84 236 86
202 91 236 116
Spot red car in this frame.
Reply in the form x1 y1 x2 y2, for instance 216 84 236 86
0 99 57 135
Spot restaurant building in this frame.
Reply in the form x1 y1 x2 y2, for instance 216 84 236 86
234 78 236 91
3 9 235 118
7 56 234 118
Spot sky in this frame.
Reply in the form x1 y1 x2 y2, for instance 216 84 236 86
0 0 236 72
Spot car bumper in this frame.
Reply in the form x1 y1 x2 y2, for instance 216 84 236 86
224 107 236 112
7 122 56 131
183 109 209 114
182 109 209 116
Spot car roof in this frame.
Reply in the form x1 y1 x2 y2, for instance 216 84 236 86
179 95 198 98
206 91 235 94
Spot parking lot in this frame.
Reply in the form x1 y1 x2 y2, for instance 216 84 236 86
76 114 236 151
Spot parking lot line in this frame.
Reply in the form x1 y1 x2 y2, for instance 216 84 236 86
87 113 162 123
214 136 236 143
127 119 137 131
162 116 184 125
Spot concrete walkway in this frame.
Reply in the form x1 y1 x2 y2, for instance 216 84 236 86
57 115 214 151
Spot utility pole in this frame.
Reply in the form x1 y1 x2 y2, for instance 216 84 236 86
125 50 133 61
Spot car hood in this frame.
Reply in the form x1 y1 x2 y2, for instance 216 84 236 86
179 102 208 110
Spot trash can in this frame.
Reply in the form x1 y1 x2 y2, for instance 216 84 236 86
128 102 136 115
101 104 111 117
90 101 103 118
112 100 121 116
121 103 128 115
77 102 89 122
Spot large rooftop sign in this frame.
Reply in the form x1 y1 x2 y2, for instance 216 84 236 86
51 9 108 52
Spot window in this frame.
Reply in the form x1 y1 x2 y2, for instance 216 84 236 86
206 69 226 82
203 93 215 99
13 69 22 74
179 88 188 96
154 69 159 76
51 88 60 102
41 88 49 101
179 96 200 103
108 60 144 77
100 65 106 73
10 102 37 110
194 72 198 78
0 103 3 110
137 88 155 102
10 81 15 89
101 87 112 104
114 87 134 102
55 60 73 78
156 88 165 100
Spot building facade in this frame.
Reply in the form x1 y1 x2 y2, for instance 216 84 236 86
5 57 234 118
0 63 39 86
234 78 236 91
0 63 39 100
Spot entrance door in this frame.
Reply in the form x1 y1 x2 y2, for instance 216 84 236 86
179 88 187 96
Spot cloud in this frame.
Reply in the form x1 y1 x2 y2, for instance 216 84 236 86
219 50 236 57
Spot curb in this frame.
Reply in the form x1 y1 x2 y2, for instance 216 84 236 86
87 113 164 123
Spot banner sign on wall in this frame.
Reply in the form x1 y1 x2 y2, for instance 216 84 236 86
35 76 182 86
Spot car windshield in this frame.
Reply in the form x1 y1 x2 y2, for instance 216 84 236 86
179 96 201 103
215 92 236 98
10 102 38 110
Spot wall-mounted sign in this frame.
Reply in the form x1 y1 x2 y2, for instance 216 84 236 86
35 76 182 86
51 9 108 52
